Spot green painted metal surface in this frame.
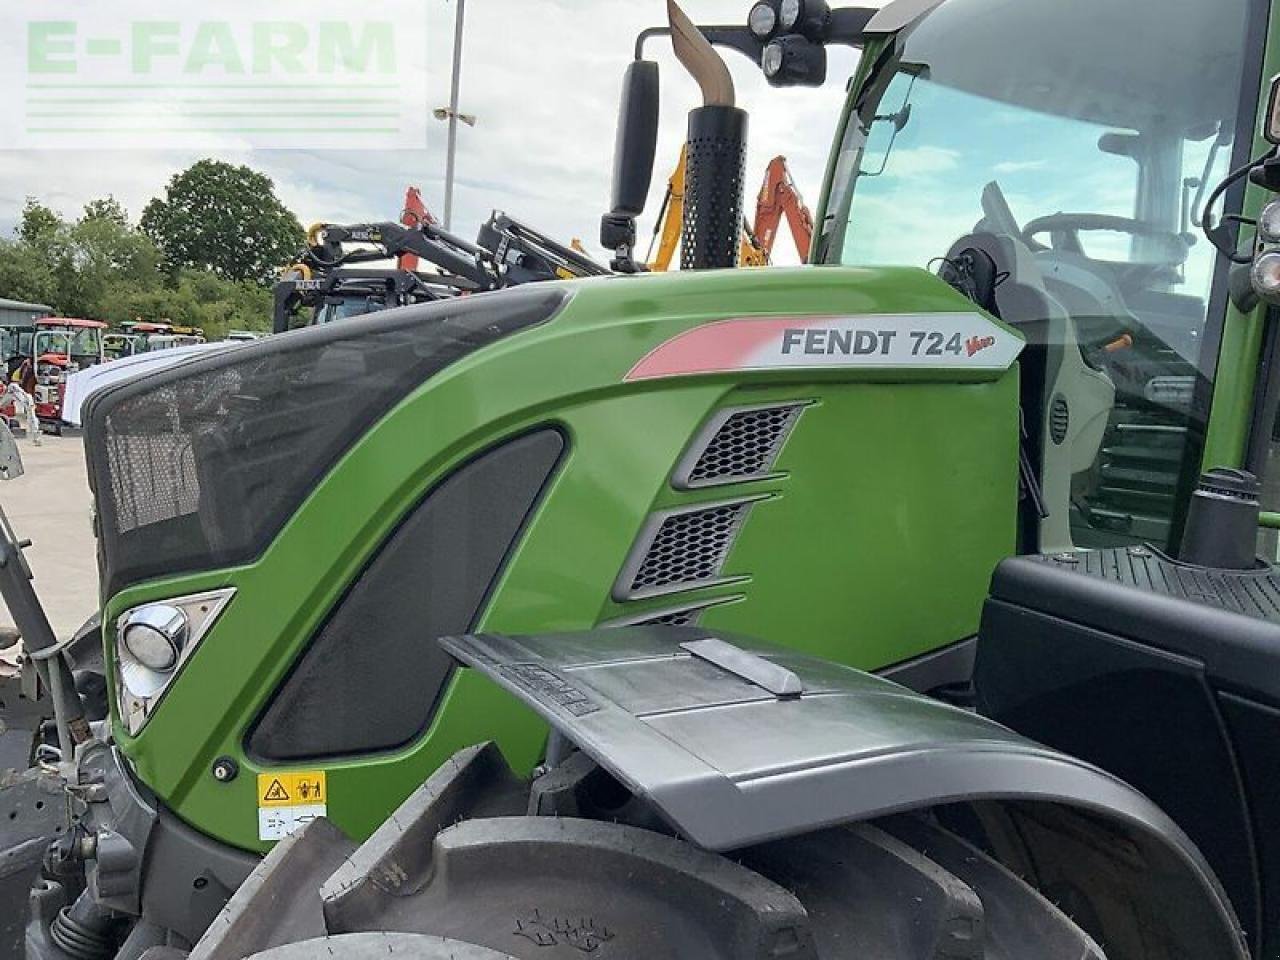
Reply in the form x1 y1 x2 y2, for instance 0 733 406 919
103 265 1021 851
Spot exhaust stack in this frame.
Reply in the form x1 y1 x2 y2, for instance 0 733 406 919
669 0 748 270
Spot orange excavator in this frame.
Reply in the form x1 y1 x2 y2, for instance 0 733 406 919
396 186 437 271
646 148 814 270
751 155 815 263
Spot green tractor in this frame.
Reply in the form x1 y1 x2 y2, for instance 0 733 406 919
4 0 1280 956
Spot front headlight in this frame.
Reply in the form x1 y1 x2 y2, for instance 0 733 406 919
121 604 187 673
1259 199 1280 245
1253 250 1280 302
749 1 778 39
114 588 234 734
779 0 803 31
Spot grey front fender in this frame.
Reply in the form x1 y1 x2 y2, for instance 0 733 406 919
442 626 1248 959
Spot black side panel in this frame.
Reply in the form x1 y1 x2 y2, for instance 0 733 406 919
248 430 564 761
86 287 567 596
1218 693 1280 958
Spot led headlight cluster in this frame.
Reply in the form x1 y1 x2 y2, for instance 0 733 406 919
748 0 830 87
115 588 235 734
1254 199 1280 305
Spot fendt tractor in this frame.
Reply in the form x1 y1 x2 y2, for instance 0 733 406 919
4 0 1280 957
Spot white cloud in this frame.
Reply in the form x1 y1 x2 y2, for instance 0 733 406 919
879 145 961 178
993 159 1046 174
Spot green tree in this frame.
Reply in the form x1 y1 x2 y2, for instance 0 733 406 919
80 196 130 229
61 215 163 319
17 198 64 251
0 190 276 336
0 238 58 306
141 159 304 284
99 270 272 339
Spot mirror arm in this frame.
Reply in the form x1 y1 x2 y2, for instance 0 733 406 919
635 26 764 64
1250 150 1280 193
635 9 874 62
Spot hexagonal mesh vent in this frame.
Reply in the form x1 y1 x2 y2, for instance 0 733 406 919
629 502 750 595
635 606 702 627
684 405 803 487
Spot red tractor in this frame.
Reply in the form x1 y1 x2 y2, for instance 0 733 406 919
5 318 108 433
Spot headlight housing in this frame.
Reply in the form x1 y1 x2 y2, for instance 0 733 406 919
114 588 234 734
1259 199 1280 244
1252 250 1280 302
779 0 803 31
749 1 778 39
1253 199 1280 306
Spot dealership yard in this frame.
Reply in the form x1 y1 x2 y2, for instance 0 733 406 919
0 435 97 641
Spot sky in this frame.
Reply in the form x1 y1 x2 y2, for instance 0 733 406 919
0 1 866 267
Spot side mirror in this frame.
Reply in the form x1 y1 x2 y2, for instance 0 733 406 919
1266 74 1280 145
600 59 660 269
608 60 660 219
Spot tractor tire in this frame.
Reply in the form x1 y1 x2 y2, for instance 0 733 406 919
190 744 1107 960
249 933 521 959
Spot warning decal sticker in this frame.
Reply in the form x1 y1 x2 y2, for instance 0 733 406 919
623 313 1023 382
257 771 327 841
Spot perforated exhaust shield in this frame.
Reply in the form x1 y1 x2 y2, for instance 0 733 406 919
682 105 748 270
85 288 568 596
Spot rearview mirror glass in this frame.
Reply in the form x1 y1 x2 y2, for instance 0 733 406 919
608 60 660 217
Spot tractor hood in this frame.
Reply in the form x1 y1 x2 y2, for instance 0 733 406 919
83 267 1019 598
82 286 571 596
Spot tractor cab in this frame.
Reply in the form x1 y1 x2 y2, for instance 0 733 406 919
819 0 1263 557
30 318 107 427
103 333 141 361
1 325 35 379
167 325 206 347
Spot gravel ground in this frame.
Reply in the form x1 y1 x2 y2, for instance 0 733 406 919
0 434 98 641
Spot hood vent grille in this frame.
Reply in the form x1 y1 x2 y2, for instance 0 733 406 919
674 403 805 489
604 597 738 629
615 498 759 600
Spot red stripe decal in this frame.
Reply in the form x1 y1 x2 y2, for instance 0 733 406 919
625 316 828 382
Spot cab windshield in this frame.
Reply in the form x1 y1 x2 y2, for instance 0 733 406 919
36 327 104 367
825 0 1258 552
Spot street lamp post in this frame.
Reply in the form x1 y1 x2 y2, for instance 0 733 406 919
442 0 467 231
